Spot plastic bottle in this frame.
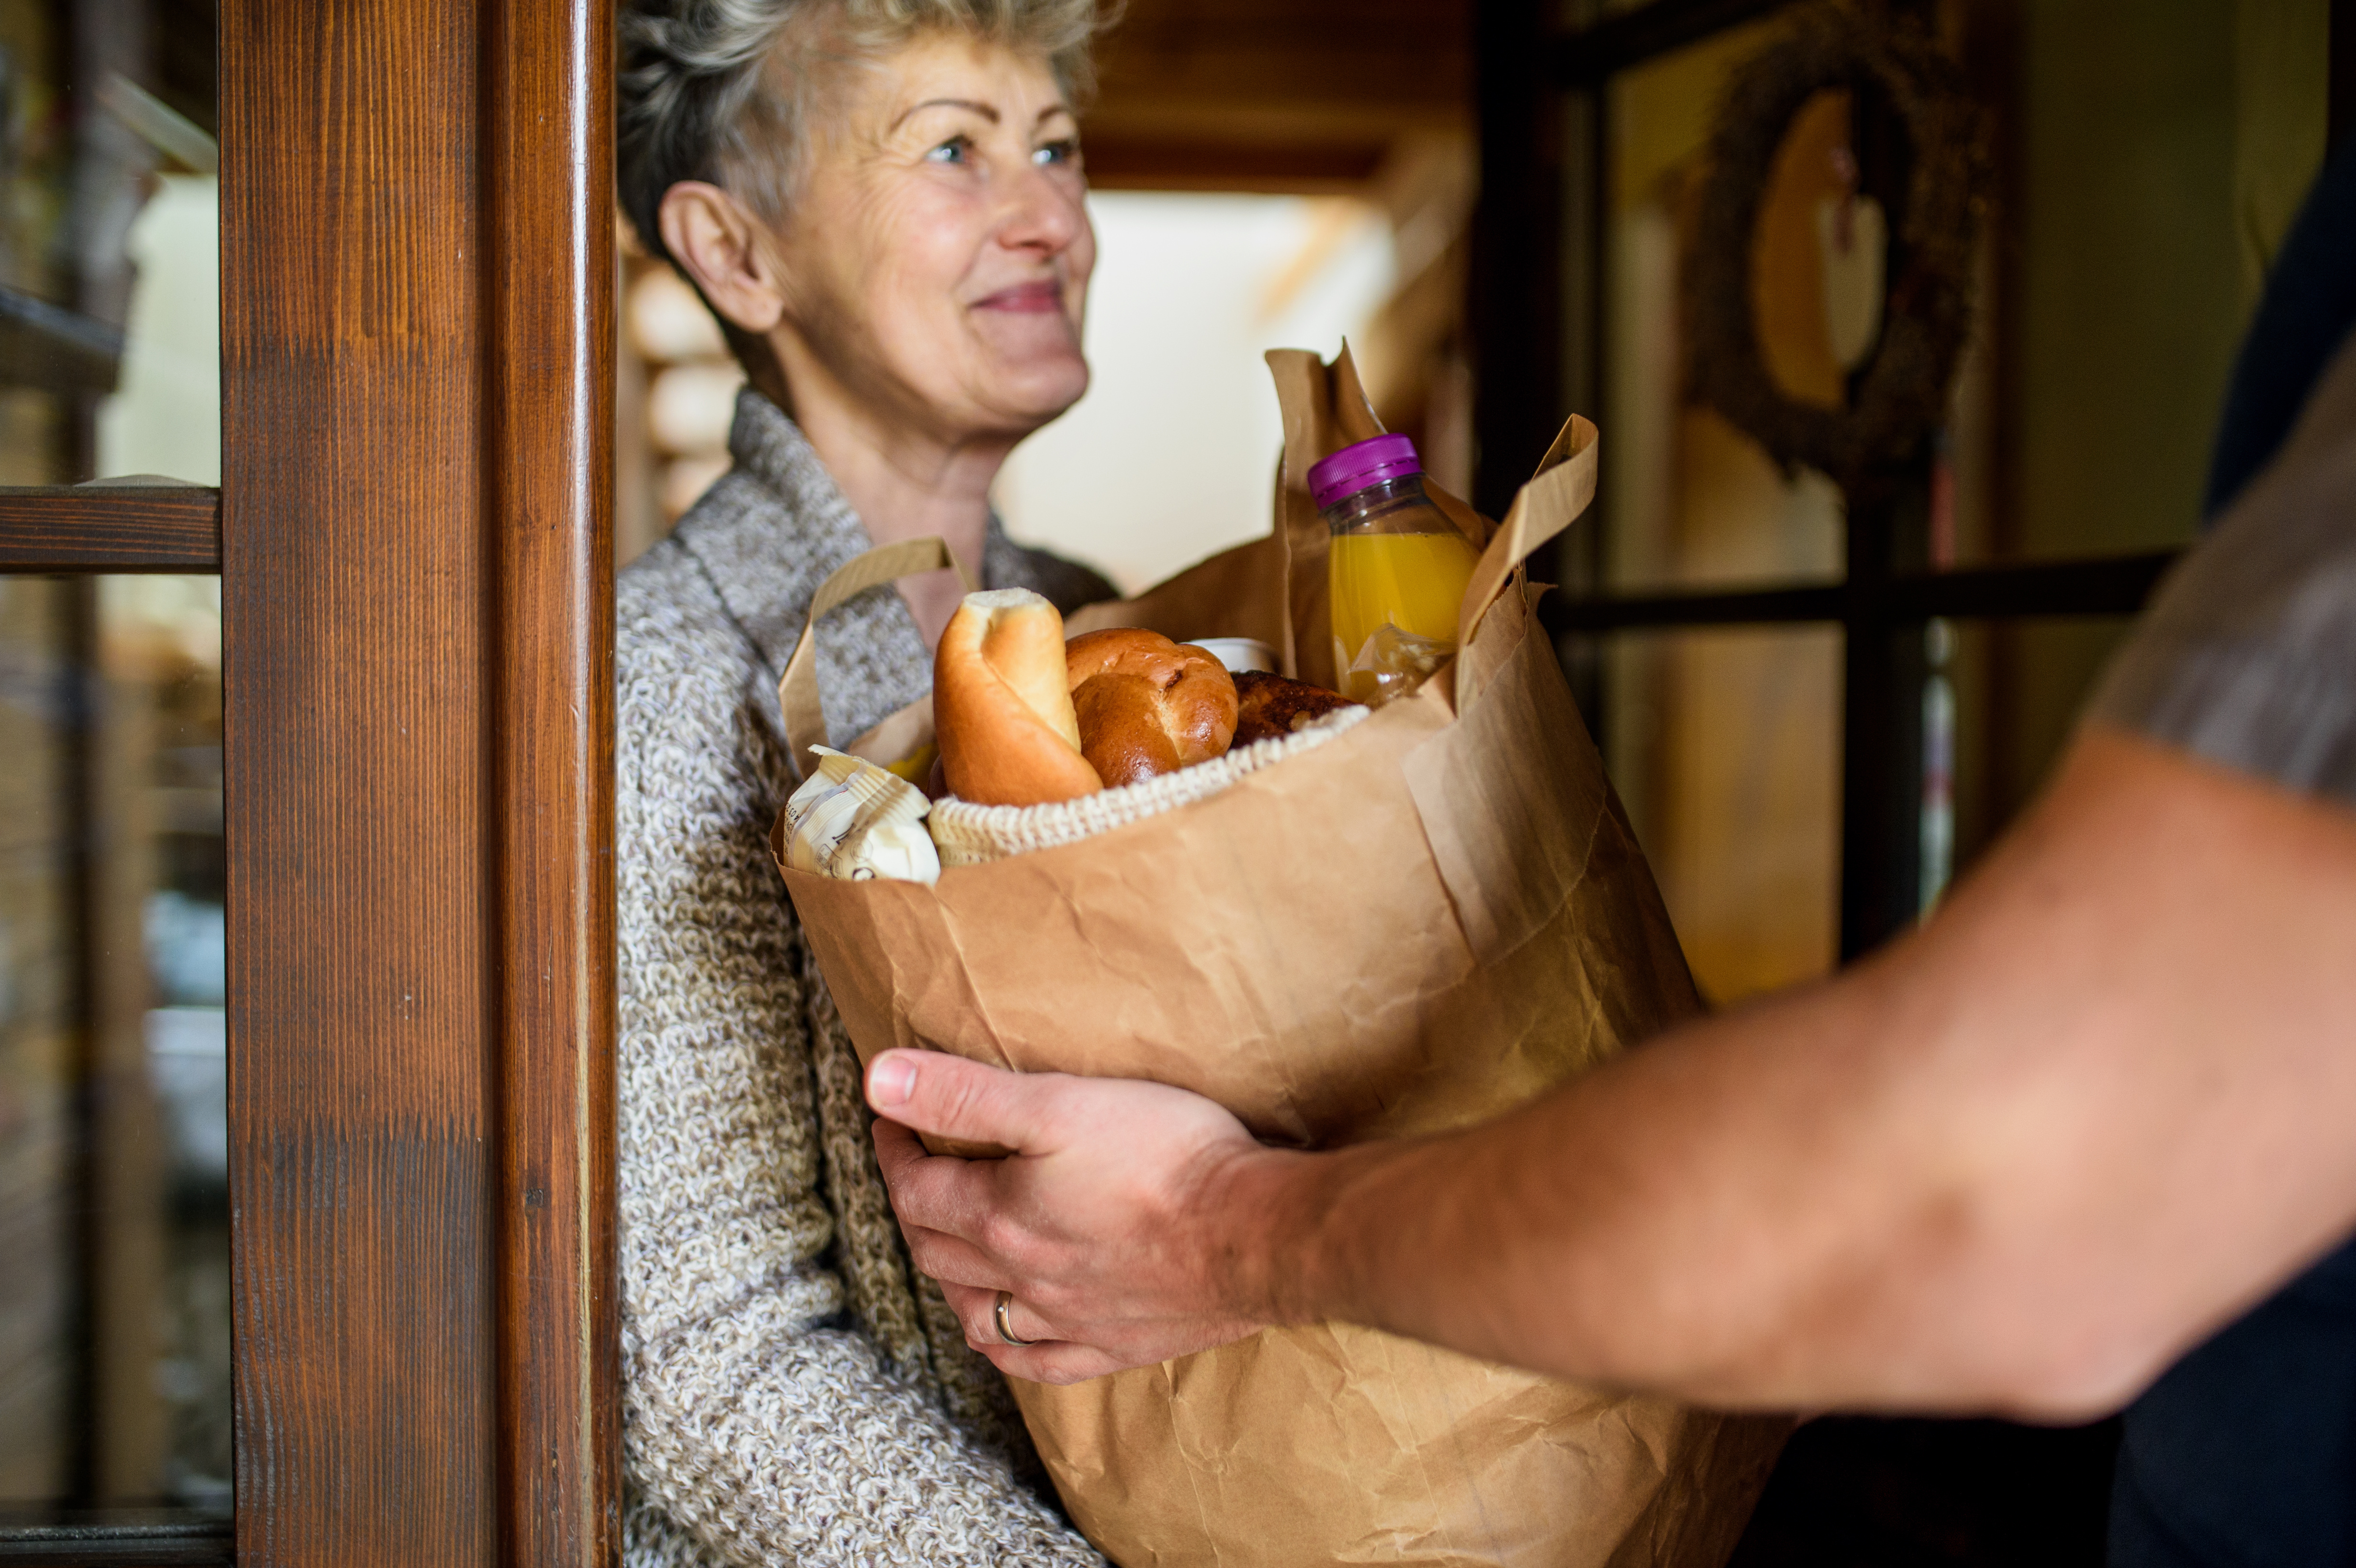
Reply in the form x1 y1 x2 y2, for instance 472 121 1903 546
1311 434 1481 705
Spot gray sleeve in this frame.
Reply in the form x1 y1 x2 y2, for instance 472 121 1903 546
615 578 1102 1568
2090 338 2356 809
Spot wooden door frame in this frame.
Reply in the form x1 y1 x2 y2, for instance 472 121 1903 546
222 0 617 1563
0 1 619 1558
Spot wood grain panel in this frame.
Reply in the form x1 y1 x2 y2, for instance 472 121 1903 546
1080 134 1391 192
0 1514 235 1566
1091 0 1469 117
485 1 620 1564
222 2 495 1563
1082 0 1471 189
0 488 220 573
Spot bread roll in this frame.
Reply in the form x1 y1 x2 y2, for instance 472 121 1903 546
1064 628 1239 787
1231 669 1361 747
934 589 1103 806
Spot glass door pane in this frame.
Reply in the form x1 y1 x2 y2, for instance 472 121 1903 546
0 0 226 1530
0 572 227 1525
1 0 220 487
1590 2 2332 586
1572 623 1842 1006
1599 16 1846 596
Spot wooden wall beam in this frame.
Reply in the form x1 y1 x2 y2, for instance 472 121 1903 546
1080 0 1471 196
1082 135 1391 192
1089 0 1470 119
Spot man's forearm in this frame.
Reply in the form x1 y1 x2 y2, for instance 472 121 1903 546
874 729 2356 1409
1233 730 2356 1416
1233 969 1929 1401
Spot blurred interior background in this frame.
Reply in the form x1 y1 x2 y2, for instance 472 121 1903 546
617 0 2337 1013
0 0 229 1524
616 0 1480 595
0 0 2345 1558
1569 0 2333 1014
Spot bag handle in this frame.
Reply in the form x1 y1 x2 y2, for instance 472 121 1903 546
1453 415 1599 703
779 536 977 779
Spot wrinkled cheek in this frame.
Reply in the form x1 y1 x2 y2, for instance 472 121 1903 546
864 254 957 355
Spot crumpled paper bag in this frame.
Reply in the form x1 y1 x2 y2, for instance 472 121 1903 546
776 347 1787 1565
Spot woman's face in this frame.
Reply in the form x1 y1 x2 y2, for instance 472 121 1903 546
772 33 1094 444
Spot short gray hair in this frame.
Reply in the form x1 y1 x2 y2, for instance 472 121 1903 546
619 0 1104 269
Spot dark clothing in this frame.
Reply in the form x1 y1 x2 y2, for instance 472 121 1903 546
2107 1246 2356 1568
2093 140 2356 1568
2203 135 2356 520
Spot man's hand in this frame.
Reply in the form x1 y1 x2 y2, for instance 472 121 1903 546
866 1050 1296 1383
871 730 2356 1415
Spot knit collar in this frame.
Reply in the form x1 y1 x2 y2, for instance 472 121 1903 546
668 386 1054 751
675 386 1027 669
723 384 866 563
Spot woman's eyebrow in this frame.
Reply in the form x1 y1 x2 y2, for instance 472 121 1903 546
890 98 999 131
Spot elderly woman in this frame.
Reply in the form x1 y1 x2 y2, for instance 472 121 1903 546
613 2 1113 1563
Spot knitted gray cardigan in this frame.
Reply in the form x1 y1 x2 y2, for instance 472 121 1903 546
616 390 1110 1567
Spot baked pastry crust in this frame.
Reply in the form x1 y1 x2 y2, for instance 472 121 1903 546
935 589 1102 806
1064 629 1239 787
1231 669 1361 748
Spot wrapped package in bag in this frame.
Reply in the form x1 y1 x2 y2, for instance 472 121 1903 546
773 347 1787 1567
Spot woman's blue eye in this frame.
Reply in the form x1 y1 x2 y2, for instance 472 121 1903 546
927 136 971 164
1033 140 1078 167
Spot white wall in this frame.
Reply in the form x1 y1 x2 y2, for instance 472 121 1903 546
995 191 1396 595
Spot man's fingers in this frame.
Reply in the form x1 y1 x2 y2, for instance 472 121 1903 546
978 1339 1134 1386
870 1116 1013 1245
941 1279 1056 1352
866 1048 1064 1153
898 1221 1007 1292
867 1116 978 1238
869 1113 928 1182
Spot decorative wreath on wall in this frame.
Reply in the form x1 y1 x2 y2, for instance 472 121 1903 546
1687 3 1988 485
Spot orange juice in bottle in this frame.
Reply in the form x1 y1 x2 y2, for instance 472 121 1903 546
1311 434 1480 705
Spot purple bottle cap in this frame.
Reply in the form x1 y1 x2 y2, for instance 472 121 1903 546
1308 434 1422 511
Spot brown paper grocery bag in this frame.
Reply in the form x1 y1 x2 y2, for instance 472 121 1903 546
776 348 1785 1566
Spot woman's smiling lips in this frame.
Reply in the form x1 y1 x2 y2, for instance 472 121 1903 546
971 279 1065 314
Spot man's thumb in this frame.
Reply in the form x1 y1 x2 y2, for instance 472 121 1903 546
865 1049 1049 1154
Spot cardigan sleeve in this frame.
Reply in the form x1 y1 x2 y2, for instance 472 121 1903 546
615 578 1102 1568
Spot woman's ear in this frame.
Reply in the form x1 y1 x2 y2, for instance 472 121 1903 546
657 181 787 335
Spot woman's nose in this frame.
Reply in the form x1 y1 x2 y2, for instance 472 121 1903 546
997 163 1083 256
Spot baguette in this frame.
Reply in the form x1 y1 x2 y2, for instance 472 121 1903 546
933 589 1103 806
